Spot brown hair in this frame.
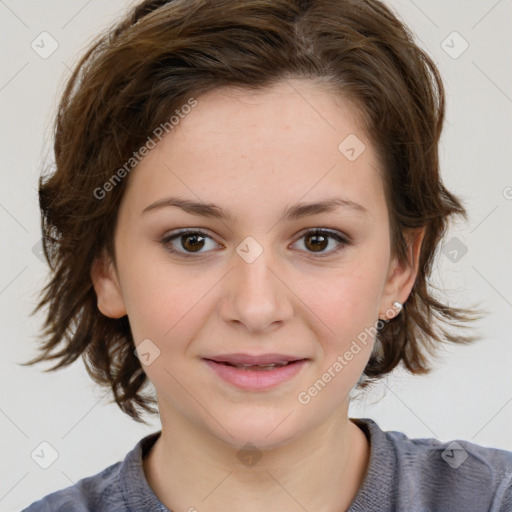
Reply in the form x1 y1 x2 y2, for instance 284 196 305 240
24 0 478 422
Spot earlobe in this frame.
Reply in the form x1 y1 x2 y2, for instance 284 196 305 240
379 228 425 319
90 251 127 319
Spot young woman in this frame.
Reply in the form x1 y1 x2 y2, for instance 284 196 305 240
22 0 512 510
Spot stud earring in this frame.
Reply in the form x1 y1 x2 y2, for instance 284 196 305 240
379 301 403 321
392 301 403 314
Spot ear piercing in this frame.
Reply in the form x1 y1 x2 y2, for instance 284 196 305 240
378 301 403 321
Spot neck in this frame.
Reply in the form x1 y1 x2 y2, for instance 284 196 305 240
143 407 370 512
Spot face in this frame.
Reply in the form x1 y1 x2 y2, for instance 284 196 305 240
92 79 421 449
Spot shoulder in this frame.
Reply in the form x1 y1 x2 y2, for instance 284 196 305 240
394 431 512 511
21 460 124 512
385 424 512 480
352 418 512 512
20 431 163 512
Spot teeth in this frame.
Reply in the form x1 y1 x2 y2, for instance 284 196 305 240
230 361 290 370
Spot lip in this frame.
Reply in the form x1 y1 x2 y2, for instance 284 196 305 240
203 354 309 391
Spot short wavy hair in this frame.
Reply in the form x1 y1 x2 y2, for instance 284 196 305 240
24 0 477 422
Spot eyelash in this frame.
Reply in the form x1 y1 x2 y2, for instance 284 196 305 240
160 228 350 259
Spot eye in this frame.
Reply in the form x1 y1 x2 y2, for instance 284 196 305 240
292 228 349 257
161 228 350 258
161 229 221 256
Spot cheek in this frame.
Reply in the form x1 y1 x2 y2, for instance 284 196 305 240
124 276 206 343
290 251 389 390
115 241 205 342
295 261 385 338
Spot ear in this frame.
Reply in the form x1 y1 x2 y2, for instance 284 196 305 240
379 227 425 320
90 250 127 319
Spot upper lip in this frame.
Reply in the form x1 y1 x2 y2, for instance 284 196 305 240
204 353 307 365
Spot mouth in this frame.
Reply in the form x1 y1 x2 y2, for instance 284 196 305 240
202 354 309 390
206 360 303 371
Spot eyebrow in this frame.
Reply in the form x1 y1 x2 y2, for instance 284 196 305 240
141 195 368 222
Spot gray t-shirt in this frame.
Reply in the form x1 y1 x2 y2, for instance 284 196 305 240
21 417 512 512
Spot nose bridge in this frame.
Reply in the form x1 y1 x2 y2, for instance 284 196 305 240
220 236 292 330
233 236 279 300
234 234 276 280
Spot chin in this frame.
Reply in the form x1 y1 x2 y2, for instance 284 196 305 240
205 407 307 451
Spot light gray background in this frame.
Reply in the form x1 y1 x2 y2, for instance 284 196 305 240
1 1 511 510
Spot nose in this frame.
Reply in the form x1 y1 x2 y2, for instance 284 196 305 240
219 244 293 333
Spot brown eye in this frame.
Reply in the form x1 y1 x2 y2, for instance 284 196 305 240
181 233 206 252
161 230 220 256
293 229 349 257
304 233 329 252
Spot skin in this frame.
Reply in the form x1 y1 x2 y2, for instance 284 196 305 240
91 79 424 512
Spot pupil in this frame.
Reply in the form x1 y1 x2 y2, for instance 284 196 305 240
183 234 205 252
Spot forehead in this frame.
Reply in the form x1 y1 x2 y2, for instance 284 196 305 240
120 79 386 222
173 80 368 158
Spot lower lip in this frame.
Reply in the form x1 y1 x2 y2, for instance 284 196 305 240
203 359 308 391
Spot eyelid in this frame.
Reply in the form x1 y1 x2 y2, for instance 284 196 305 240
293 227 351 244
161 228 223 252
